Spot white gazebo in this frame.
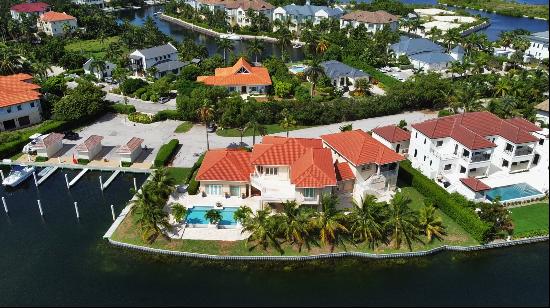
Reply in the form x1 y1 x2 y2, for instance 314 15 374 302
35 133 64 158
116 137 144 163
75 135 103 160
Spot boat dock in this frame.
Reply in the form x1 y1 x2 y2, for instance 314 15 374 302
36 166 58 186
69 169 89 187
102 170 121 190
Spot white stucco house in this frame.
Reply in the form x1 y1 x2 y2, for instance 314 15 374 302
319 60 370 91
75 135 104 161
129 43 188 78
35 133 64 158
273 2 343 32
372 125 411 155
390 36 458 71
0 74 42 132
10 2 49 22
83 59 116 80
37 11 78 36
340 10 399 33
524 31 549 61
116 137 144 163
72 0 105 8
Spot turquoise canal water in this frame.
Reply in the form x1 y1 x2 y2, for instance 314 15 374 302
0 166 548 305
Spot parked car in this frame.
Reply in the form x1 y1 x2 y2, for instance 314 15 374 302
63 131 79 141
207 123 217 133
159 96 170 104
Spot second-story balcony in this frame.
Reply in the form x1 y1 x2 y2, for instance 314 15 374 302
250 174 296 202
514 147 534 156
470 153 492 163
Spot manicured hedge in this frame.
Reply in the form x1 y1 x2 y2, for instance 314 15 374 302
186 153 205 184
153 110 182 122
398 160 491 243
109 103 136 115
153 139 179 168
187 169 200 195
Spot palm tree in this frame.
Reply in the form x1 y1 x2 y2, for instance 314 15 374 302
171 203 188 223
312 194 348 251
353 78 371 96
246 38 264 63
275 27 293 59
304 60 325 97
89 58 107 79
276 201 314 252
241 208 282 253
348 195 386 249
216 38 234 64
443 28 462 51
130 187 171 243
385 192 422 251
316 37 330 54
426 27 443 42
494 77 512 97
197 99 214 150
246 118 267 145
418 204 446 242
148 167 175 199
31 61 52 80
0 44 23 75
449 61 465 80
279 108 296 138
234 205 253 225
205 209 222 225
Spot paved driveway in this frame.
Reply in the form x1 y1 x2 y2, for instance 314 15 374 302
104 92 176 113
171 111 437 167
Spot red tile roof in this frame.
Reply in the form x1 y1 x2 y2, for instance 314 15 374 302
321 130 405 166
372 125 411 143
39 11 76 22
250 136 323 165
75 135 103 152
34 133 63 149
10 2 49 13
412 112 539 148
460 177 491 192
196 149 253 182
197 57 271 87
505 117 541 132
335 162 355 181
116 137 144 154
290 148 337 188
0 74 41 108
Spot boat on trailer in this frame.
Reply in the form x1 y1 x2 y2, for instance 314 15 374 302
2 165 36 187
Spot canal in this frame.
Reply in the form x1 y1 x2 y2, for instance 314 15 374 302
0 166 548 306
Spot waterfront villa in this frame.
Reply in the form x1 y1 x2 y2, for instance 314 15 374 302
71 0 105 9
340 10 399 33
390 36 459 71
408 111 549 201
372 125 411 155
0 74 42 132
273 2 344 32
10 2 49 22
83 59 116 80
37 11 78 36
116 137 144 164
129 43 188 78
535 99 549 125
524 31 549 61
185 0 274 28
320 60 369 91
196 58 271 95
35 133 64 159
321 130 405 203
75 135 104 161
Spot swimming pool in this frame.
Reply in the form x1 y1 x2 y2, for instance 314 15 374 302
186 206 238 226
486 183 543 202
288 64 308 74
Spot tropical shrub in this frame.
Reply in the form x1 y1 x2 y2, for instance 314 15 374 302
153 139 179 167
120 78 148 96
153 110 182 121
187 170 200 195
128 112 153 124
109 103 136 114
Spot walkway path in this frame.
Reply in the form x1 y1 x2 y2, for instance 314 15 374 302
170 111 437 167
104 92 176 113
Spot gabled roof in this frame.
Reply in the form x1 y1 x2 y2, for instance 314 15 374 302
334 162 355 181
116 137 144 154
390 36 445 56
290 148 337 188
196 149 253 182
409 51 455 64
412 112 539 148
39 11 76 22
527 31 549 43
132 43 177 60
536 99 549 112
154 60 188 73
250 136 323 165
372 125 411 143
34 133 63 149
75 135 103 152
197 57 271 86
460 177 491 192
321 130 405 166
10 2 49 13
320 60 369 80
341 10 398 24
281 4 343 17
0 74 41 108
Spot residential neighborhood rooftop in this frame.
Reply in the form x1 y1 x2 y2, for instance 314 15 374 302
34 133 64 149
116 137 144 154
0 73 41 108
320 60 369 81
281 3 343 17
75 135 104 152
196 149 253 182
341 10 398 24
10 2 49 13
39 11 76 22
391 36 445 56
197 57 272 86
460 177 491 192
372 125 411 143
131 43 177 59
321 130 405 166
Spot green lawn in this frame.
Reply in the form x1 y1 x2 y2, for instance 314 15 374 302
216 124 310 138
65 36 122 59
510 203 549 237
111 186 478 256
174 122 193 133
167 167 192 185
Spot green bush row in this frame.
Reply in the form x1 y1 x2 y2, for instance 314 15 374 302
128 112 153 124
512 229 549 239
152 110 182 122
187 169 200 195
398 160 491 243
153 139 179 168
108 103 136 115
186 153 205 184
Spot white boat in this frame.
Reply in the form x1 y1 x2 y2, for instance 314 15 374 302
2 165 36 187
220 33 241 40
